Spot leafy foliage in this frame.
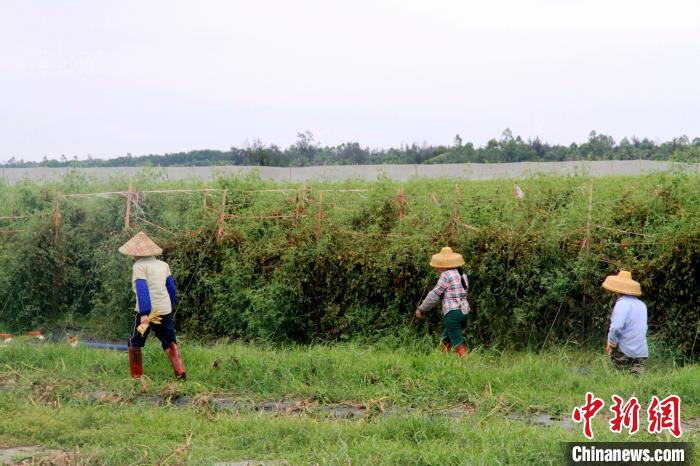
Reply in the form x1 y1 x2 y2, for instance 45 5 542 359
0 172 697 359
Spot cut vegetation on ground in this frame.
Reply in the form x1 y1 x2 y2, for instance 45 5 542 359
0 341 697 464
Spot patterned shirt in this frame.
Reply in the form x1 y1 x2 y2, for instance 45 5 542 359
419 269 469 315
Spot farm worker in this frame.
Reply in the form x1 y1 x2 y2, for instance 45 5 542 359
602 270 648 374
415 247 470 358
119 231 186 380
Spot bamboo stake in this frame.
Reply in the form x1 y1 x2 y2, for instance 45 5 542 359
295 190 301 226
61 191 129 198
139 189 224 194
124 184 133 233
320 189 369 193
450 184 459 238
397 188 405 223
216 189 228 244
203 182 208 212
53 192 62 244
316 190 324 241
240 189 299 193
460 223 481 232
584 179 593 251
134 216 175 235
226 214 298 220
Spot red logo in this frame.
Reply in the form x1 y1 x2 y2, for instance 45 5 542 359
647 395 682 438
609 395 641 434
572 393 682 439
572 392 605 439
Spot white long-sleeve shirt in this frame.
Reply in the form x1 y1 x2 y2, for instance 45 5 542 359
132 256 173 315
608 295 648 358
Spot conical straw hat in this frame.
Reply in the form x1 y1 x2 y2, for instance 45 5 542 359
118 231 163 256
602 270 642 296
430 247 465 268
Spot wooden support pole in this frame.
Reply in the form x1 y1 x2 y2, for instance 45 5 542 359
203 182 208 212
124 184 134 233
316 190 324 241
449 183 459 238
397 187 405 223
584 179 593 251
53 193 62 245
217 189 228 244
453 183 460 218
295 190 301 226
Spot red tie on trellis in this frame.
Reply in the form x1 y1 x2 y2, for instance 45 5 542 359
514 183 524 199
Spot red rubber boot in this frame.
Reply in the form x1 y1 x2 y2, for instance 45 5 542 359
165 343 187 380
455 345 468 358
128 347 143 378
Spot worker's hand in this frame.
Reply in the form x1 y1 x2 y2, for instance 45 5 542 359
140 315 150 326
415 310 423 320
605 342 616 354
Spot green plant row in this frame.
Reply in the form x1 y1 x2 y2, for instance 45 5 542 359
0 170 697 358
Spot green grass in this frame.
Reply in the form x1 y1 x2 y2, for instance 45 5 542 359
1 340 697 464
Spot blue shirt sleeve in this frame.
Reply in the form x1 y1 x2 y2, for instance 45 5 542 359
608 300 629 344
165 275 177 308
135 279 152 315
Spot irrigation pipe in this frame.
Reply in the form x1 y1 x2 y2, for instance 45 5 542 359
80 341 129 352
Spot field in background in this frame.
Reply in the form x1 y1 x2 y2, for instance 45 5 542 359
1 160 698 184
0 340 698 464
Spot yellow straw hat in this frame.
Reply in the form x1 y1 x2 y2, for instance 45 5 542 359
430 247 465 268
602 270 642 296
118 231 163 257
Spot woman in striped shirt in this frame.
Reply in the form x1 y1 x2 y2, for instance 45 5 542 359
415 247 470 358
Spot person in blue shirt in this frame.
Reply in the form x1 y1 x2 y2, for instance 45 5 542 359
602 270 648 374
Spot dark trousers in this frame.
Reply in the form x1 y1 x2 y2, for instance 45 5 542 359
129 313 177 350
610 347 647 374
441 309 468 347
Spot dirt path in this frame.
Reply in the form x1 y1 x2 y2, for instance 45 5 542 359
87 390 700 434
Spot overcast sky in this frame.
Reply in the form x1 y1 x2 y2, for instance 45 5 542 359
1 0 699 161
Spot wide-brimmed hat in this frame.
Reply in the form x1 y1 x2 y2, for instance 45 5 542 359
430 247 465 268
602 270 641 296
118 231 163 256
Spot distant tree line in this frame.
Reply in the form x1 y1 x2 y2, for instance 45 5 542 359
2 130 699 168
